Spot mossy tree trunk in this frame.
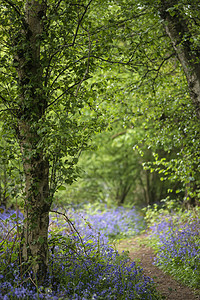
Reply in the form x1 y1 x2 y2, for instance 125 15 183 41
159 0 200 120
14 0 51 282
19 122 51 281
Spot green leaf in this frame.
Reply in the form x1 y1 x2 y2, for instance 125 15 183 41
57 186 66 191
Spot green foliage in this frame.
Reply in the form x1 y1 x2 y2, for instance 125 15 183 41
143 198 182 228
89 0 200 206
0 127 23 208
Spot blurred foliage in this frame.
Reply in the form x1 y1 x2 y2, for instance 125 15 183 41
55 125 183 207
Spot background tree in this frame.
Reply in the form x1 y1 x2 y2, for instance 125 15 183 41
89 0 200 206
158 0 200 120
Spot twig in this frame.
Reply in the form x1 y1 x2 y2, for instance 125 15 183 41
50 209 88 255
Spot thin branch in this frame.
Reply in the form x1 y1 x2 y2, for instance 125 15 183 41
0 108 16 113
44 8 93 87
3 0 27 29
46 52 92 105
153 53 175 81
49 60 72 90
48 54 88 92
44 42 72 87
111 131 127 139
50 209 89 256
90 54 140 66
0 93 8 103
46 82 79 108
72 0 93 46
75 28 91 97
2 0 21 16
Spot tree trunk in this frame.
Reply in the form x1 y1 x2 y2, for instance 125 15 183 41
19 122 51 282
116 184 131 205
145 170 150 205
13 1 50 282
159 0 200 120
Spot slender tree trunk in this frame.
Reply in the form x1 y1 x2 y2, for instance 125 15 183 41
116 184 131 205
0 163 8 208
13 1 51 282
19 122 51 281
145 170 150 205
159 0 200 119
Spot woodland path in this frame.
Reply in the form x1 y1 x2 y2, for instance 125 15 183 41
116 234 200 300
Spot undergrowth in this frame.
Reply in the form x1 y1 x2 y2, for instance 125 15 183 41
144 199 200 290
0 206 161 300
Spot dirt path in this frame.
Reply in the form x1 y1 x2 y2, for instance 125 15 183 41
116 235 200 300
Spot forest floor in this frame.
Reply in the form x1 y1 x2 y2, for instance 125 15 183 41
116 234 200 300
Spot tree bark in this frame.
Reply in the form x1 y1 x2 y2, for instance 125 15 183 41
159 0 200 120
19 122 50 281
14 0 51 282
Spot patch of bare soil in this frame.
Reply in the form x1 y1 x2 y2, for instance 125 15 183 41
116 234 200 300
